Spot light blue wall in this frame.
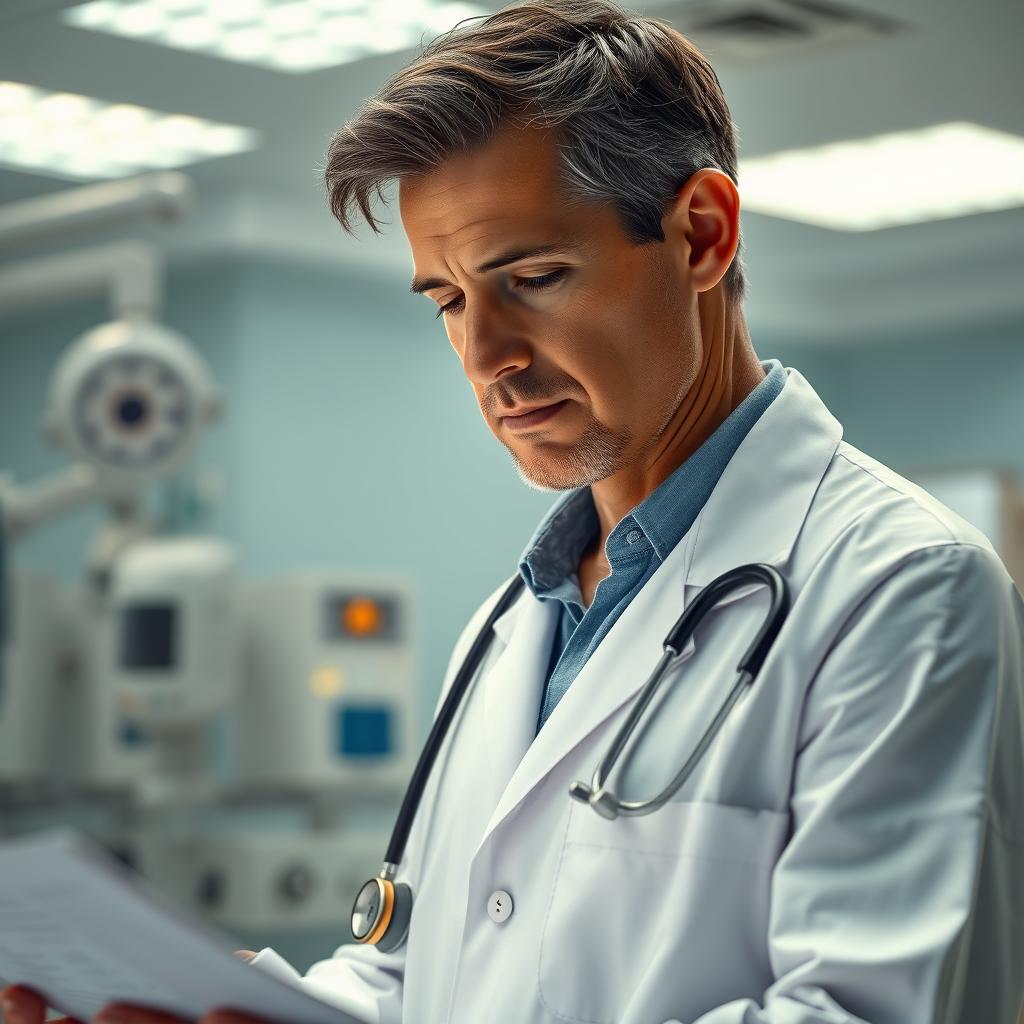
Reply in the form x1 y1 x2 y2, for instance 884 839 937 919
768 320 1024 478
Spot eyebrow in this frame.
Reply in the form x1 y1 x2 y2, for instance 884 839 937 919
409 239 584 295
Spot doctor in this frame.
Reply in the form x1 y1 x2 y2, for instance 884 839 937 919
4 1 1024 1023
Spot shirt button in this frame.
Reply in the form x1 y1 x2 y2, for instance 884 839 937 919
487 889 513 923
626 529 642 545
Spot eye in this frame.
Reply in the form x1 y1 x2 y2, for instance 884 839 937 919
434 268 568 319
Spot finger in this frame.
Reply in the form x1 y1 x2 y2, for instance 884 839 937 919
201 1012 270 1024
2 984 47 1024
231 950 258 963
93 1004 190 1024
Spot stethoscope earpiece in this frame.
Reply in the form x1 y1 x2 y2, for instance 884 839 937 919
351 875 413 953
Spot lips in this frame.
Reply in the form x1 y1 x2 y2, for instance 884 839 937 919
502 402 559 418
501 399 569 430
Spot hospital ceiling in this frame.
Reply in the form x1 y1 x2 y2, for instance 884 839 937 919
0 0 1021 347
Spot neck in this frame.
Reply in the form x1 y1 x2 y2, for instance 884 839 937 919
586 293 764 562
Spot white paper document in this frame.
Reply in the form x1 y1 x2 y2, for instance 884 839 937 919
0 828 362 1024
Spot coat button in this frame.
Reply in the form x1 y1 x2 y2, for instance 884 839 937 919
487 889 513 923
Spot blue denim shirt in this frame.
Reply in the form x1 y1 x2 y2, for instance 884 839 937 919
519 358 786 734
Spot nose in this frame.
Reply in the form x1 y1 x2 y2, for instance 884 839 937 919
457 292 530 386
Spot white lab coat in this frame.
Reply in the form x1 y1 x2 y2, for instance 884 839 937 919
254 366 1024 1023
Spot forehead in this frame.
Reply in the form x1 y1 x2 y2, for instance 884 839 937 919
399 123 608 255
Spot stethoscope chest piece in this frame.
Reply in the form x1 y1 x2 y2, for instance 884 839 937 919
351 874 413 953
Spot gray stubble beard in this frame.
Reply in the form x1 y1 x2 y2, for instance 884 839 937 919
506 417 633 493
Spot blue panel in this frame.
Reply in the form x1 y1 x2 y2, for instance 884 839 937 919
338 705 392 758
118 719 151 747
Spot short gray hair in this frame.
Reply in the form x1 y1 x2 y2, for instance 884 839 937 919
324 0 747 305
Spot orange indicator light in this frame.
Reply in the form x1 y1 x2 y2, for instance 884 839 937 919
344 597 382 636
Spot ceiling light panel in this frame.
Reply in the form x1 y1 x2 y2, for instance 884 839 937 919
64 0 490 73
738 122 1024 231
0 80 258 180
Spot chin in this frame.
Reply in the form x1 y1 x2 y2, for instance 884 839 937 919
509 448 607 493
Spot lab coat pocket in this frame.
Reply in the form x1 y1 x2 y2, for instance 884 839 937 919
537 798 789 1024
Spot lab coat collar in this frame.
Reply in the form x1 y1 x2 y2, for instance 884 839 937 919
477 366 843 849
685 365 843 587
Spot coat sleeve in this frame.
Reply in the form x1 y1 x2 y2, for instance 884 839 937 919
681 541 1024 1024
249 579 517 1024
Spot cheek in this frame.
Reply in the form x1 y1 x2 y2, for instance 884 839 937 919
571 289 695 430
552 290 630 378
550 293 643 411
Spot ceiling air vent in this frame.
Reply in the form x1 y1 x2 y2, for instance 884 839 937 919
651 0 906 64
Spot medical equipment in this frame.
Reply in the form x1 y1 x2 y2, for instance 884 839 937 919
1 303 224 793
350 562 790 952
0 176 417 938
0 572 63 789
110 537 239 727
140 828 390 931
44 318 221 498
234 575 417 795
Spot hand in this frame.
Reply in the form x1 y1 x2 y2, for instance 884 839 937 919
90 1006 269 1024
1 953 265 1024
2 987 267 1024
2 985 79 1024
3 984 86 1024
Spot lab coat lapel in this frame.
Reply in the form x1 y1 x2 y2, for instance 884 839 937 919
476 533 699 851
474 366 843 852
477 590 560 814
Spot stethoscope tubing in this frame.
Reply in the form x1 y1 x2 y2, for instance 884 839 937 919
381 562 788 868
571 562 790 818
381 574 526 873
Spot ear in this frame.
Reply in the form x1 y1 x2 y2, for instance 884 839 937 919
661 168 741 296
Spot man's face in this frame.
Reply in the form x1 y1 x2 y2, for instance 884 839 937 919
400 122 702 492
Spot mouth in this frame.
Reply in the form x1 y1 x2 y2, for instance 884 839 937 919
501 399 569 431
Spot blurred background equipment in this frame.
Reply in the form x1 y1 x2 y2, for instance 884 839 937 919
235 576 415 794
0 171 417 965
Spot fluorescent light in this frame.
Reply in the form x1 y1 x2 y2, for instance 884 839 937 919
264 2 317 34
116 2 167 36
0 81 258 180
166 12 220 45
738 122 1024 231
0 82 36 111
64 0 489 73
270 35 333 70
207 0 267 21
220 26 274 58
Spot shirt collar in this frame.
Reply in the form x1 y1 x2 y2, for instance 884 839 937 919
518 486 597 594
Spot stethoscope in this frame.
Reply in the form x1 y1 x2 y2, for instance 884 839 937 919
350 562 790 952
